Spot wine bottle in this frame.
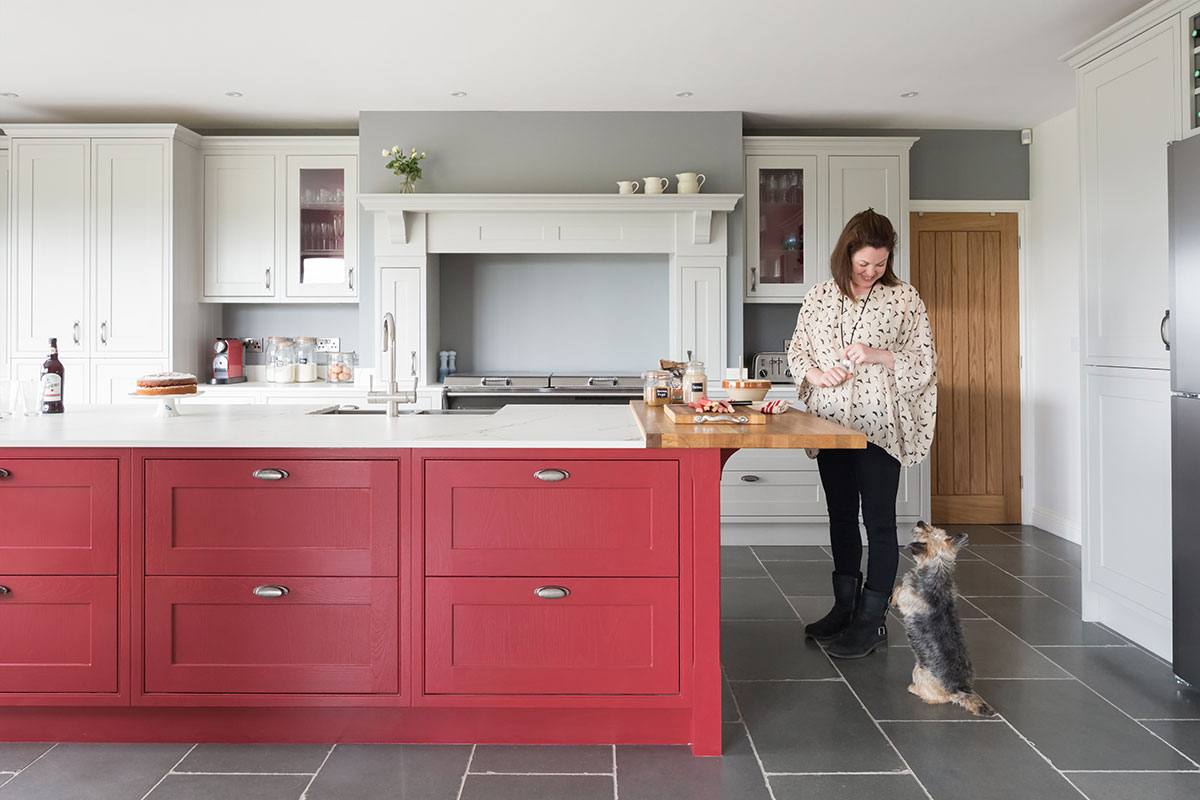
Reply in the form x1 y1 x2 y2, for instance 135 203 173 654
41 337 65 414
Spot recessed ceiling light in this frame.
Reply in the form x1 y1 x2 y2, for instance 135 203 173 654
450 91 468 97
675 91 694 98
225 91 244 98
0 92 19 98
900 91 919 98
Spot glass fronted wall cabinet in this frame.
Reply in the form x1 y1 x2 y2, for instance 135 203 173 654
286 156 358 299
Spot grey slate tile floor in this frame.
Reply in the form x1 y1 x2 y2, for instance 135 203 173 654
2 525 1198 799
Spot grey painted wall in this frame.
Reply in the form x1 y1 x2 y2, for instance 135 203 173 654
438 254 668 374
741 127 1029 359
358 111 745 369
221 304 360 365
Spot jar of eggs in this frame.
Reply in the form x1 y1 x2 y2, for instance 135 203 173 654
326 351 355 383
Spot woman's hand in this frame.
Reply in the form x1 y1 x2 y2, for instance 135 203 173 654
843 343 895 370
806 365 850 388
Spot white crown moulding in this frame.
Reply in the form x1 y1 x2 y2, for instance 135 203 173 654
358 192 743 247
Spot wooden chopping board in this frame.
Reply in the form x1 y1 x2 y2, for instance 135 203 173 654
663 404 766 424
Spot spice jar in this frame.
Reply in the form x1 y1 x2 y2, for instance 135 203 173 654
642 370 672 406
265 338 297 384
327 351 355 383
682 359 707 404
294 338 318 383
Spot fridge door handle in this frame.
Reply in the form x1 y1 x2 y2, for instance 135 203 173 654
1161 309 1171 351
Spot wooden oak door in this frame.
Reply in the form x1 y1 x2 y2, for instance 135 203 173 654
910 212 1020 524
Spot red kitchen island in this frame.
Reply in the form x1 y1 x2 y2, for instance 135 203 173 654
0 401 863 756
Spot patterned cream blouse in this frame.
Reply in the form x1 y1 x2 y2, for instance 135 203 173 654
787 279 938 468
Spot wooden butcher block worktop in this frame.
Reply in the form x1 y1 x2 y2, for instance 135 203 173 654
630 401 867 449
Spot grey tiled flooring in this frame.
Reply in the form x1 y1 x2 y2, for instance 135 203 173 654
2 525 1198 799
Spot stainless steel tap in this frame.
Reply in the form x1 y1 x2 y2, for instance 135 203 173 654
367 312 418 416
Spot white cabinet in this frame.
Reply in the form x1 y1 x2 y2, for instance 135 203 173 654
378 265 424 391
11 139 90 356
0 142 9 381
1078 18 1179 369
680 264 724 375
203 154 276 299
743 138 915 303
200 137 358 303
92 360 167 405
1083 367 1172 652
11 357 89 408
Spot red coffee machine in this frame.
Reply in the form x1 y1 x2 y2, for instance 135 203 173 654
210 338 247 384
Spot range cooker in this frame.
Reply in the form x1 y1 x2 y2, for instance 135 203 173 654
442 374 643 409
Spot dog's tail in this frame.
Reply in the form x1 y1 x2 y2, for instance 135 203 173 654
954 691 997 717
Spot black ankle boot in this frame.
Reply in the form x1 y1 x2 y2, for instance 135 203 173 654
827 586 889 659
804 572 862 642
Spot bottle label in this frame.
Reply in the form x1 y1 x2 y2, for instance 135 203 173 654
42 374 62 402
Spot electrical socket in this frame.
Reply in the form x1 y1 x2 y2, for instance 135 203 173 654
243 337 263 353
316 337 341 353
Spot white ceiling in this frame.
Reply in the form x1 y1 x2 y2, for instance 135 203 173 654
0 0 1147 131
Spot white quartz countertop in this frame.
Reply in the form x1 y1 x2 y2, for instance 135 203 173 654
0 403 647 449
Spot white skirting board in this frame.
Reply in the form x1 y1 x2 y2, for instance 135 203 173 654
722 520 921 547
1031 505 1082 544
1083 585 1172 663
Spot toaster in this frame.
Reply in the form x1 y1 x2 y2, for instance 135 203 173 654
752 352 793 383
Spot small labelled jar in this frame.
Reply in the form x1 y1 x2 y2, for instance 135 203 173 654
642 370 672 406
265 337 297 384
327 351 355 383
294 337 318 383
682 359 707 404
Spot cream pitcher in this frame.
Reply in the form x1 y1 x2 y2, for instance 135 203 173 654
675 172 706 194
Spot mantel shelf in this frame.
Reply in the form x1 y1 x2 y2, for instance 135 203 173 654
359 193 741 247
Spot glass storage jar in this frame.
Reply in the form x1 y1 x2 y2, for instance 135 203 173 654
327 351 355 383
294 337 318 382
265 338 297 383
642 370 672 406
682 359 707 404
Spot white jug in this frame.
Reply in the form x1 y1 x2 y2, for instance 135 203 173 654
643 177 669 195
675 172 706 194
617 180 640 194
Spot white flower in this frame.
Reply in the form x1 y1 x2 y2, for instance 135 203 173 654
411 148 417 154
420 152 426 158
392 145 400 153
381 149 390 157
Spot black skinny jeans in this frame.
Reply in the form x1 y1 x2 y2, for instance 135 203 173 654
815 443 902 594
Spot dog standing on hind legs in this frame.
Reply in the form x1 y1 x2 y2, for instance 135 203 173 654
891 521 997 717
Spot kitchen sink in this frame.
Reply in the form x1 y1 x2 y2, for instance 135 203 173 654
307 406 498 416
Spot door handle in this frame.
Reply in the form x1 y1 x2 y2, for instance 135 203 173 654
750 266 757 293
534 585 570 599
73 321 80 345
252 585 289 598
252 468 289 481
534 468 569 482
0 586 10 595
349 268 354 291
0 468 10 479
100 321 108 345
1161 309 1170 351
265 268 271 290
741 474 761 482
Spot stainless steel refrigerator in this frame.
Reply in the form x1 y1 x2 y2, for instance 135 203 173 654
1168 136 1200 686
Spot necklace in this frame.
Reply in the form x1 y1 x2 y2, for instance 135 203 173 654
839 283 875 354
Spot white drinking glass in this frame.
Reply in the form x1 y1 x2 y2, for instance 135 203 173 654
18 378 41 416
0 380 14 418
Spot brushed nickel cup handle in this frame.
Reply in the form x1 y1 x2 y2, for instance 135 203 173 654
534 468 569 482
252 585 289 598
0 586 10 595
252 468 289 481
534 585 570 599
0 468 10 479
741 474 761 482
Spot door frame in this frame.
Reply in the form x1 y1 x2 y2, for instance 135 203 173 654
908 200 1032 527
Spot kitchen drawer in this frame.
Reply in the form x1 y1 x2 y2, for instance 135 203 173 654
723 448 817 473
424 577 678 695
0 458 119 574
145 459 398 576
0 576 118 693
144 576 398 694
721 470 825 518
424 459 678 576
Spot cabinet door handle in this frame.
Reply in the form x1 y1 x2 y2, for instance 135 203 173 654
100 321 108 345
750 266 757 293
349 268 354 291
265 268 271 290
534 585 570 599
252 468 289 481
534 468 569 482
0 468 10 479
1162 309 1170 351
741 474 761 482
0 586 9 595
73 321 80 345
252 584 289 598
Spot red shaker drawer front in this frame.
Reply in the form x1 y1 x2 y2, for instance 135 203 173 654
0 459 118 574
424 460 679 576
144 577 398 695
0 576 118 693
145 459 398 576
424 577 679 695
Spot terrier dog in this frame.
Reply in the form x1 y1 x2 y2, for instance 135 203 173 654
891 521 996 717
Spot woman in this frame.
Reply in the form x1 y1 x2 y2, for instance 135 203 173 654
787 208 937 659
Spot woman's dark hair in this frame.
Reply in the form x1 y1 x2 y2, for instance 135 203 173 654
829 208 900 298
